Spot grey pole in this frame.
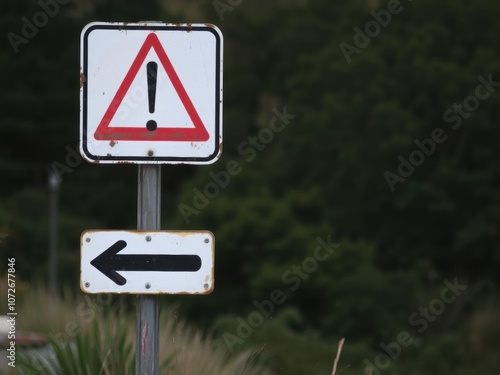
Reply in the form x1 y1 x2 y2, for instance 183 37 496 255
136 164 161 374
48 171 60 298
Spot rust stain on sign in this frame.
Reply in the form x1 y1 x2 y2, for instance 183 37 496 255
80 73 86 88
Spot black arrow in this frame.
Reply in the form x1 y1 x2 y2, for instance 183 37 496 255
90 240 202 286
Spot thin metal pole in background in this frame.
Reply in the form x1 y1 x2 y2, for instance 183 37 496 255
48 171 59 298
136 164 161 375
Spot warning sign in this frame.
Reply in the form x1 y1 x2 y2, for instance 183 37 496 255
80 23 223 164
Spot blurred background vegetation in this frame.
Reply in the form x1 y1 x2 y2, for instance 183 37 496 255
1 0 500 373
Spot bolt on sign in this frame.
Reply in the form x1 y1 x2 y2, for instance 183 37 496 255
80 22 223 164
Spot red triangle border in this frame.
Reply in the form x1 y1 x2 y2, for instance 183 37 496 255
94 33 209 142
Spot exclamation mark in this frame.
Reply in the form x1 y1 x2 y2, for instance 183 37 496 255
146 61 158 132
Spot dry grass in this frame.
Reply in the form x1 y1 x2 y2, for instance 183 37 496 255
11 284 270 374
160 309 272 375
5 280 346 374
330 337 345 375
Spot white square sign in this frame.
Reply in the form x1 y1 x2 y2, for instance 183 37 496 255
80 22 223 164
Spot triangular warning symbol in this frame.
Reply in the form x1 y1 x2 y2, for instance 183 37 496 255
94 33 209 142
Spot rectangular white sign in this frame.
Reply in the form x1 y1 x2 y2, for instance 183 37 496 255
81 230 214 294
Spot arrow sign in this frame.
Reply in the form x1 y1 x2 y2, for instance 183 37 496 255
91 240 202 286
81 230 214 294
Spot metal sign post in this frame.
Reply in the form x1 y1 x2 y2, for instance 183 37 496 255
79 22 223 375
136 165 161 374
